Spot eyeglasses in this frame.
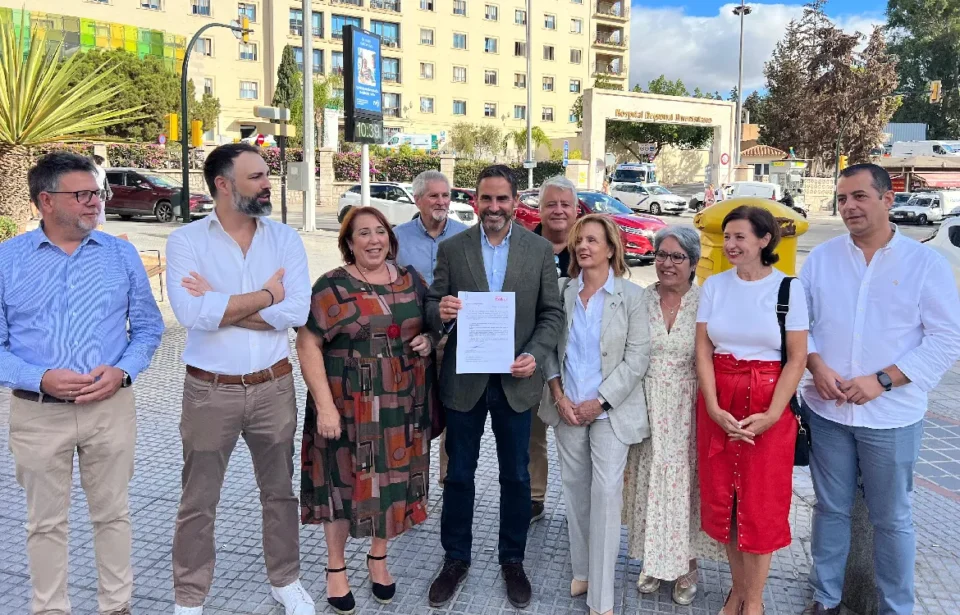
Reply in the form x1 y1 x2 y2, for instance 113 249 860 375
45 189 107 204
654 250 689 264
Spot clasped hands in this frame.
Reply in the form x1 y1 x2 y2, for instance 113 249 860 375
810 360 884 406
706 405 780 446
41 366 124 404
555 395 605 426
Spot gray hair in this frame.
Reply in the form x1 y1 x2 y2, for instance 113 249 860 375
653 225 701 282
28 152 97 205
538 175 577 206
412 170 450 198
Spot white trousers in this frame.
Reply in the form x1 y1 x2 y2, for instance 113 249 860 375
555 419 630 614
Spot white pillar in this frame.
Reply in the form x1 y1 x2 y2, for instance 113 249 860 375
301 0 316 232
361 144 370 206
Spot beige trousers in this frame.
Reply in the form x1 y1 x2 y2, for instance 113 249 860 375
529 402 549 502
9 388 137 615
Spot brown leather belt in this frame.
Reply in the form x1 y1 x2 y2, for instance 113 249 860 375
13 390 73 404
186 358 292 386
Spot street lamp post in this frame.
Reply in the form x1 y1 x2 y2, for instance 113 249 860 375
301 0 316 231
732 1 751 167
525 0 533 189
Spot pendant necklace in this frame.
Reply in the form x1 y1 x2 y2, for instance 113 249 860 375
357 264 402 340
658 285 682 317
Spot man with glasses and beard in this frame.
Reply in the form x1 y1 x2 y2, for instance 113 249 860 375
165 143 314 615
425 165 564 610
2 152 164 615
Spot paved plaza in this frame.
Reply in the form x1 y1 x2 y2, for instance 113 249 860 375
1 218 959 614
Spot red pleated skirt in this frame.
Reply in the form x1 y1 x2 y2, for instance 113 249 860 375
697 354 797 554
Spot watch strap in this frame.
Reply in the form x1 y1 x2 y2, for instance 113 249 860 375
876 371 892 392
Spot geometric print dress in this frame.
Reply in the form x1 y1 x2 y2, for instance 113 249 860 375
300 266 436 539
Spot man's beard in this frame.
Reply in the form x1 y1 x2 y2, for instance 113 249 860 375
481 210 510 233
234 189 272 216
55 208 96 233
430 208 449 222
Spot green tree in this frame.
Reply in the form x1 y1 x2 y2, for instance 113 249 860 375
288 73 343 147
273 45 301 109
742 90 768 127
505 126 550 161
187 80 222 133
450 122 479 157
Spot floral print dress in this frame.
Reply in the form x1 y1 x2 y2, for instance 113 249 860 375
622 283 723 580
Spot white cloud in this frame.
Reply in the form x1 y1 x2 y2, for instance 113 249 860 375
628 3 885 96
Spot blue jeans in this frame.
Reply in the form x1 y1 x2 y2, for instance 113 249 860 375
440 377 532 565
806 408 923 615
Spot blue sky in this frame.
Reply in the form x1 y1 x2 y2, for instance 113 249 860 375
628 0 888 94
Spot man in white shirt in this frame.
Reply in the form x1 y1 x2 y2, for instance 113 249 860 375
165 144 314 615
92 155 112 228
800 164 960 615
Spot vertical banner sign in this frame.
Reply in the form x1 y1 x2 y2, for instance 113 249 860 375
343 26 385 144
562 140 569 168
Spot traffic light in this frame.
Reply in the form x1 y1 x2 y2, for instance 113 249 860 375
930 80 943 104
241 16 250 43
165 113 179 140
838 155 849 171
191 120 204 148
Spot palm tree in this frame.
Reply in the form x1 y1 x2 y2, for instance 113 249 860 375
506 127 550 162
0 21 140 226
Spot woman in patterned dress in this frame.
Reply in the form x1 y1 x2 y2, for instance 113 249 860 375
297 207 437 615
622 226 722 605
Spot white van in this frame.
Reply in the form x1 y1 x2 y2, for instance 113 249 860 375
384 133 435 151
890 141 960 157
890 191 960 224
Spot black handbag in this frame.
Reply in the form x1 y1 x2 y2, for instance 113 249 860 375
776 276 811 467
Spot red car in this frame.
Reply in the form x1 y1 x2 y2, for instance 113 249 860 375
451 187 477 213
514 189 664 264
105 168 214 223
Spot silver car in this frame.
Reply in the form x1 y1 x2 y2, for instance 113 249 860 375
611 183 687 215
337 181 477 227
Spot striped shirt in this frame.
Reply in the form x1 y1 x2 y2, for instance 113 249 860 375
0 226 164 392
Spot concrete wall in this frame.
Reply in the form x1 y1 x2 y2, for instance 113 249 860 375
656 145 709 185
803 177 835 212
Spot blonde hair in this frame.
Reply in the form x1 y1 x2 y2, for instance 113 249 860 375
566 214 628 278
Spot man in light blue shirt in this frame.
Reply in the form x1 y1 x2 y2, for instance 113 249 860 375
393 170 468 285
1 152 163 615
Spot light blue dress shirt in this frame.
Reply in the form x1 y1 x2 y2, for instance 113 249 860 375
0 226 164 392
479 222 512 292
563 268 616 418
393 215 468 285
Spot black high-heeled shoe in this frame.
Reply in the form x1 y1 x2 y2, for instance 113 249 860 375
366 553 397 604
325 567 356 615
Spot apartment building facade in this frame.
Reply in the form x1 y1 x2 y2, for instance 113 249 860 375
6 0 629 146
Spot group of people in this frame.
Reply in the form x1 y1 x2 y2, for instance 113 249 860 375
2 146 959 615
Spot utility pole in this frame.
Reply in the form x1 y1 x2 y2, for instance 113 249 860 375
732 0 751 166
525 0 534 189
301 0 316 231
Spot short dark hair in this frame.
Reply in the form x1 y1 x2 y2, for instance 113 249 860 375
27 152 97 205
92 155 105 165
203 142 262 196
338 206 399 265
839 163 893 196
722 205 781 267
476 164 518 198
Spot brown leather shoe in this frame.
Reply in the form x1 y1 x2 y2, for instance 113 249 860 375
802 602 841 615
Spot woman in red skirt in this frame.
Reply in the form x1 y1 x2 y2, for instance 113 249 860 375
695 205 808 615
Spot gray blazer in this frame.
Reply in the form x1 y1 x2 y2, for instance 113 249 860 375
539 276 651 445
426 222 564 412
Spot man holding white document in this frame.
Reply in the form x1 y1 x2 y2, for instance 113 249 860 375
425 165 564 610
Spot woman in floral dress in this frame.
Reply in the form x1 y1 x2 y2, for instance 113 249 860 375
298 207 437 615
622 226 722 605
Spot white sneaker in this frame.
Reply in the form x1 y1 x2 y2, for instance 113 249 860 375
270 579 316 615
174 606 203 615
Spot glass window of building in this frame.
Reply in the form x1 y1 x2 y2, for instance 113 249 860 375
542 76 554 91
421 62 434 79
543 45 554 60
240 81 258 100
514 105 526 119
453 66 467 82
453 0 467 15
544 14 556 29
484 103 497 117
484 37 498 53
453 32 467 48
485 5 498 20
421 28 434 45
453 99 467 115
484 70 498 85
542 106 555 121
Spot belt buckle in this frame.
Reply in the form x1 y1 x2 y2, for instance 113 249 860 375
240 373 250 387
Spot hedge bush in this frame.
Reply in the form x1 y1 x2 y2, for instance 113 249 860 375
454 160 566 190
333 151 440 182
0 216 18 243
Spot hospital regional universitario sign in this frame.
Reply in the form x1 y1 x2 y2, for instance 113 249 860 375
613 109 713 124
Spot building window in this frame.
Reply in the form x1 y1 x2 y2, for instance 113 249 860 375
203 78 214 96
453 66 467 82
571 18 582 33
332 51 344 74
312 12 323 37
420 0 434 9
514 41 525 57
453 99 467 115
543 45 554 60
570 48 582 64
383 57 400 83
240 81 258 99
484 37 497 53
485 4 498 20
453 32 467 49
383 92 401 117
420 28 434 45
514 73 526 88
421 97 435 113
196 37 213 56
420 62 434 79
141 0 162 10
371 21 400 47
293 47 323 73
572 0 582 4
542 106 554 121
514 9 526 24
332 15 362 39
542 76 554 91
289 9 303 35
238 2 256 21
484 103 497 118
514 105 526 119
370 0 401 11
192 0 211 16
453 0 466 15
484 70 498 85
569 112 578 123
544 14 556 29
570 78 581 93
239 42 257 61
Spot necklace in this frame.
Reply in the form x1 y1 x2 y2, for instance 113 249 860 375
356 264 402 340
657 286 682 317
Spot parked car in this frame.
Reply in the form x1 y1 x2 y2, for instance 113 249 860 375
611 182 687 215
337 182 477 227
890 192 950 225
104 168 213 223
691 181 784 210
924 216 960 286
451 187 477 213
894 192 914 207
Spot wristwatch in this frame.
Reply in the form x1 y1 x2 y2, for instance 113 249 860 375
121 371 132 388
599 398 612 412
876 370 893 392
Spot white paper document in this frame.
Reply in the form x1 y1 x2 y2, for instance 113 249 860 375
456 291 516 374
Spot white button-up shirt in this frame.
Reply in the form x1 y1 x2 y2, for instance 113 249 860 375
166 211 311 374
562 268 616 420
800 227 960 428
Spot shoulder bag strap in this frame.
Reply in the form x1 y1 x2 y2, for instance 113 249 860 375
776 276 793 368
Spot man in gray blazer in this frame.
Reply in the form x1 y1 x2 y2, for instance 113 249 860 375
425 165 564 610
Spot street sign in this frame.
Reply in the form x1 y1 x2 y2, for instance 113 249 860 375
158 134 166 145
720 153 730 165
637 143 656 155
604 153 617 167
562 140 569 168
254 106 291 121
255 134 265 146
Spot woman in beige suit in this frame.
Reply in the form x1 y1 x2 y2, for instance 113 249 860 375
541 214 650 615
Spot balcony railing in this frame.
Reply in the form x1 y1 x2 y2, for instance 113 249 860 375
331 0 364 6
384 71 400 83
594 2 628 20
592 61 624 76
370 0 401 11
384 107 401 117
594 33 627 48
381 36 400 48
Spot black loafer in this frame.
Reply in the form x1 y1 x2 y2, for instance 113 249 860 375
501 562 532 608
428 558 469 607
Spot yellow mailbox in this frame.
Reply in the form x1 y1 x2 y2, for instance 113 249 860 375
693 197 809 285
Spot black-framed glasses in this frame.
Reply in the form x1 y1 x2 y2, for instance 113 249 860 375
654 250 689 264
46 189 107 204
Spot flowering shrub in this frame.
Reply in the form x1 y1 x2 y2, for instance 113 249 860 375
454 160 566 189
32 143 94 158
260 146 304 175
105 143 177 168
333 151 440 182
